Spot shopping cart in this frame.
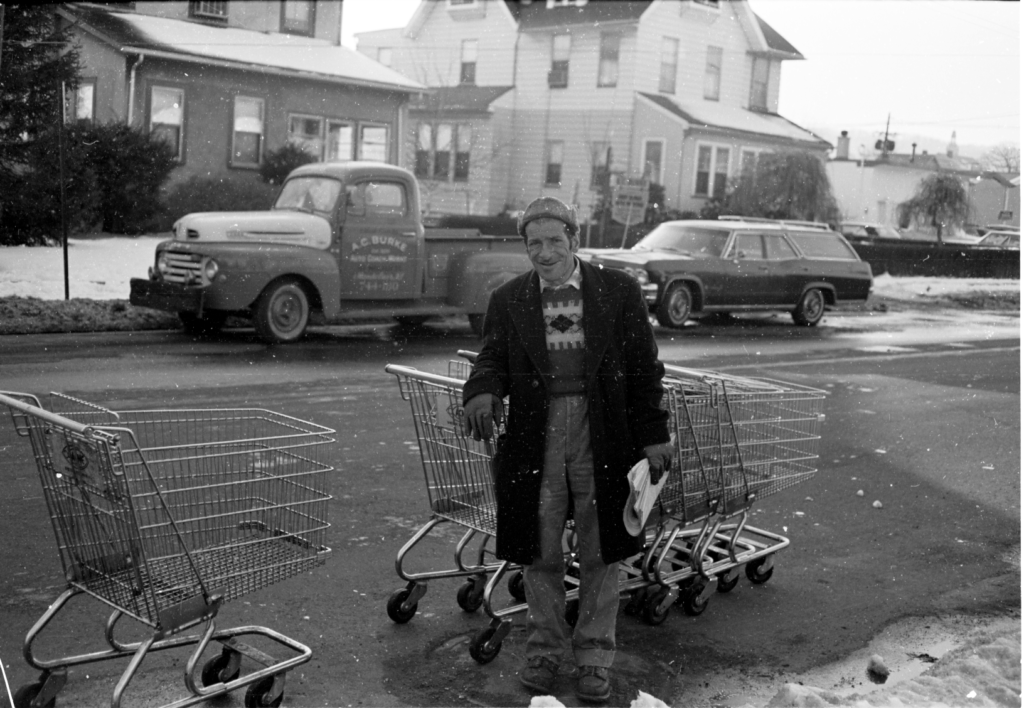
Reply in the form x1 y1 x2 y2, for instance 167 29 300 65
0 391 335 708
382 366 513 645
618 365 826 624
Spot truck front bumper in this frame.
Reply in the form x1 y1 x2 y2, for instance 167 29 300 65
130 278 204 314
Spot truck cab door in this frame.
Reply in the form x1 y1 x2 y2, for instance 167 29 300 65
338 178 422 300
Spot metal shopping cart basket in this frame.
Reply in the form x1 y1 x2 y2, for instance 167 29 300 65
0 391 335 708
620 366 827 624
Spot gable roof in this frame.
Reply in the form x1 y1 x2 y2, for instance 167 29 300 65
516 1 652 30
755 14 803 59
61 3 423 93
410 85 514 113
638 92 830 148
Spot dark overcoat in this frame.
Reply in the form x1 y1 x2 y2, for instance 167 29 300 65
462 259 670 565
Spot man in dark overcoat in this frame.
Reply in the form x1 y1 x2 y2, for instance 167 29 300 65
463 196 672 703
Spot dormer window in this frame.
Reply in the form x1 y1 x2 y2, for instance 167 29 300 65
189 1 227 22
447 0 479 8
282 0 315 37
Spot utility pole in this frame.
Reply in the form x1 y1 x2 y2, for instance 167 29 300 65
59 81 69 300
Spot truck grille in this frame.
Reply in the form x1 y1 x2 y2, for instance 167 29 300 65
162 251 203 284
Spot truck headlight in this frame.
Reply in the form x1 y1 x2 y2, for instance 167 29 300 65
203 258 219 282
156 252 169 275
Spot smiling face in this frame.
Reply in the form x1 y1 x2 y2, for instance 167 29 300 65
524 217 579 285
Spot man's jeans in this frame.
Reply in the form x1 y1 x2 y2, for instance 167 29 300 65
523 394 619 668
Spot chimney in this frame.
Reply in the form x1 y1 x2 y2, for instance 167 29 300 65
836 131 850 160
946 131 958 159
911 142 917 162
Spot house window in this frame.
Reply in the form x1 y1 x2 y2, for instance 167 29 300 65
231 96 264 167
150 86 184 162
544 140 563 186
74 81 95 121
281 0 315 36
189 1 226 20
460 40 478 85
659 37 678 94
377 47 392 67
598 33 619 87
447 0 478 7
692 0 719 7
359 124 389 162
590 141 610 188
415 124 432 177
327 121 354 161
643 139 664 184
434 124 453 179
750 57 769 111
549 34 571 88
289 115 324 158
694 144 730 198
704 46 722 101
547 0 588 6
455 125 472 181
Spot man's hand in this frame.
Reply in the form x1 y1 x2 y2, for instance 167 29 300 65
643 441 674 484
464 393 503 441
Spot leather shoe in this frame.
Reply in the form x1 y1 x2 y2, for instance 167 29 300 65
519 656 560 694
575 665 611 703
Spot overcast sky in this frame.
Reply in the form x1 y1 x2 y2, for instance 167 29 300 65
341 0 1020 157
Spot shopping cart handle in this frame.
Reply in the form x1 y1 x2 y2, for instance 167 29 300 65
0 391 95 437
456 350 478 363
384 365 466 389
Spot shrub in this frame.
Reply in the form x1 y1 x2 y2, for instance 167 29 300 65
158 176 279 228
259 143 318 185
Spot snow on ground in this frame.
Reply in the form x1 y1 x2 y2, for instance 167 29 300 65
0 236 1019 302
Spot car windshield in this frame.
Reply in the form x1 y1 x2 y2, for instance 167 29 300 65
275 176 343 214
633 224 730 256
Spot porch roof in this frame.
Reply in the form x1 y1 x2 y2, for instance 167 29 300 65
61 4 423 93
638 93 830 148
409 86 514 113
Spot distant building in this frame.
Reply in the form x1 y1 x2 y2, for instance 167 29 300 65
828 131 1020 228
356 0 828 218
59 1 423 186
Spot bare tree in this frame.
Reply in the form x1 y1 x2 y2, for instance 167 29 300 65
981 144 1020 174
725 150 841 224
897 173 970 244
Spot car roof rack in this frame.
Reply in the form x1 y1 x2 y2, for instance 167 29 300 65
717 215 832 231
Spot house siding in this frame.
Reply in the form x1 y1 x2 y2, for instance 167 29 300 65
132 1 342 43
71 30 129 124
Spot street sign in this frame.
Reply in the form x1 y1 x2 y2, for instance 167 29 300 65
611 177 648 225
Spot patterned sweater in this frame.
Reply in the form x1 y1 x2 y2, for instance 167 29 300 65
541 285 586 395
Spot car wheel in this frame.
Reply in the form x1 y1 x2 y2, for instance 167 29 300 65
792 287 825 326
656 282 693 329
254 279 310 343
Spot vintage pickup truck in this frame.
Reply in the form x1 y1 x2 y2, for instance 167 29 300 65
130 162 530 343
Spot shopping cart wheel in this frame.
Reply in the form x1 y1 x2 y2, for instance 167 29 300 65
745 556 775 585
244 675 284 708
507 570 526 602
13 682 55 708
469 626 503 664
642 587 672 626
678 579 710 617
386 588 418 623
716 568 741 593
201 651 241 686
565 599 580 628
456 579 484 613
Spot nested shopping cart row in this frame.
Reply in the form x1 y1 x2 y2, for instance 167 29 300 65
0 391 334 708
384 356 826 663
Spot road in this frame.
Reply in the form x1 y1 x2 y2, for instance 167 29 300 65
0 308 1018 708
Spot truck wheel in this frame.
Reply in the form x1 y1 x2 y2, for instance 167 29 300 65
255 279 309 344
656 282 693 329
792 288 825 326
468 314 485 338
179 311 225 337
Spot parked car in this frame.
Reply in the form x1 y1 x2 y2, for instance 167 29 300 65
839 222 903 241
977 224 1020 239
577 217 873 328
975 230 1020 249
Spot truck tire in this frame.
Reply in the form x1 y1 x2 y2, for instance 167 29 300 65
254 279 310 344
792 287 825 326
656 282 693 329
179 311 225 337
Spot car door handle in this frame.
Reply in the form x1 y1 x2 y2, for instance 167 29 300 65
401 231 416 237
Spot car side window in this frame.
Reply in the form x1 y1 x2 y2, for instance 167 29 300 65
788 232 860 260
346 181 408 219
727 233 765 260
765 234 799 261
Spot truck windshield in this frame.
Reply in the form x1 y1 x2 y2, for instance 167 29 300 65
275 177 342 214
633 224 730 257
